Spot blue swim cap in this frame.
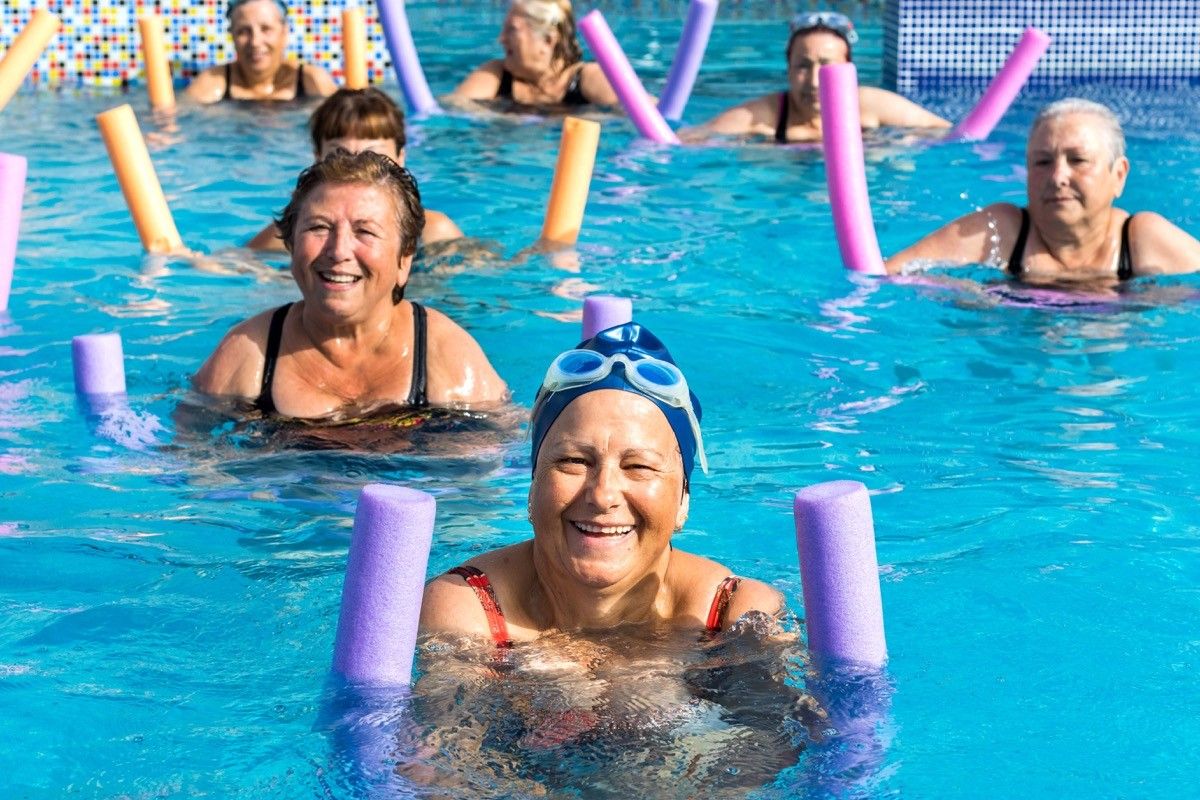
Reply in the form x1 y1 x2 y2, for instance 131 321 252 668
530 323 703 482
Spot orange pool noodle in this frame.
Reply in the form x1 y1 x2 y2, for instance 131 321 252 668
138 14 176 110
541 117 601 245
343 8 369 89
0 9 61 113
96 104 184 254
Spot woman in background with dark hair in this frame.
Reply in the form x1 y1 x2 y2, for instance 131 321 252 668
692 11 948 142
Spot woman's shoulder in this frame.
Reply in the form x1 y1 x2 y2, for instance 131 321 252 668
577 62 617 105
192 306 284 397
415 304 509 404
669 550 784 623
452 60 506 99
421 209 464 244
421 542 533 636
298 61 337 98
185 64 229 104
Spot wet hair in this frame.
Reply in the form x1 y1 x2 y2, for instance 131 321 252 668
509 0 583 68
275 150 425 302
309 88 407 156
785 24 853 64
1030 98 1126 165
227 0 287 22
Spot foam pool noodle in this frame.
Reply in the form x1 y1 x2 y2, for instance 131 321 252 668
578 10 679 144
137 14 175 110
0 9 60 114
949 28 1051 142
541 117 601 245
342 7 369 89
818 63 886 276
333 484 436 687
71 332 164 450
581 295 632 340
657 0 718 121
95 104 184 254
375 0 439 115
0 153 26 313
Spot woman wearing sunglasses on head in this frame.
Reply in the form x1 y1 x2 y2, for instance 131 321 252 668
691 11 949 142
187 0 336 104
421 322 783 645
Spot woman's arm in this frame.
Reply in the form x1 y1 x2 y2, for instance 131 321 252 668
301 62 338 98
450 60 505 100
577 62 618 105
246 221 287 252
1128 212 1200 275
423 307 510 405
185 66 227 104
886 202 1022 274
859 86 951 129
421 209 464 244
686 94 778 139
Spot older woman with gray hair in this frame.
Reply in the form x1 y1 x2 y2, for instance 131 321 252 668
451 0 617 107
888 98 1200 282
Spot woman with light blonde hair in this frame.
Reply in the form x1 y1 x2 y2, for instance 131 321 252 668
452 0 617 108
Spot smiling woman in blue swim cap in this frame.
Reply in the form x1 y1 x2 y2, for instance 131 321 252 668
421 322 782 646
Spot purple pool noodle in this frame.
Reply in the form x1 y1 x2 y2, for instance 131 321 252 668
0 153 26 313
72 333 127 396
819 63 886 276
949 28 1051 142
793 480 886 669
578 10 679 144
582 295 633 340
376 0 440 115
333 484 436 686
657 0 718 121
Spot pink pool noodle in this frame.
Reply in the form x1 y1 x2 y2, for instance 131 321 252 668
819 63 886 276
0 153 25 312
376 0 440 115
949 28 1051 142
333 484 435 686
657 0 718 121
582 295 633 339
72 333 127 396
794 480 886 669
578 10 679 144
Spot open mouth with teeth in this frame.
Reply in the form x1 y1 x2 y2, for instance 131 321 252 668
319 271 362 287
571 520 635 537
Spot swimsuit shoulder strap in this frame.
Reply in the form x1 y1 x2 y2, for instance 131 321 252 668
563 64 588 106
704 576 742 633
774 92 789 144
1008 207 1031 277
448 566 513 648
406 302 429 407
294 63 306 100
255 302 293 415
1118 212 1136 280
497 68 514 100
223 63 233 101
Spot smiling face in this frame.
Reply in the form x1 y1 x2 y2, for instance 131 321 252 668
786 30 850 111
229 0 288 78
529 390 689 591
499 10 557 77
317 137 405 166
289 182 412 322
1026 112 1129 227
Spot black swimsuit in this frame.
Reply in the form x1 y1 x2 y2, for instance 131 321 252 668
497 65 589 106
222 62 307 101
253 302 429 415
1008 207 1136 281
774 91 789 143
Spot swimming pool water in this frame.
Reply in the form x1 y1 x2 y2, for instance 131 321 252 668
4 1 1200 796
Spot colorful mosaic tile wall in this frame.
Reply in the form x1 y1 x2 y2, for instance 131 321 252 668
0 0 394 88
884 0 1200 92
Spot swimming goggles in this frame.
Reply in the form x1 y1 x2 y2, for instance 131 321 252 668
534 349 708 475
789 11 858 44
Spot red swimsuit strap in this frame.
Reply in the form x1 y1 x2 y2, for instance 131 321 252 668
448 566 513 648
704 576 742 633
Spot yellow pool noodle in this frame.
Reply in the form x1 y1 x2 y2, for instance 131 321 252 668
343 8 369 89
0 9 61 113
540 117 601 245
138 14 176 110
96 104 184 253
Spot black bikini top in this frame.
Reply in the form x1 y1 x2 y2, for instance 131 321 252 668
221 62 307 102
497 65 589 106
1007 207 1136 281
253 302 429 416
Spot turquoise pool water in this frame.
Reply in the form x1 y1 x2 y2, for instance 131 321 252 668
4 2 1200 796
